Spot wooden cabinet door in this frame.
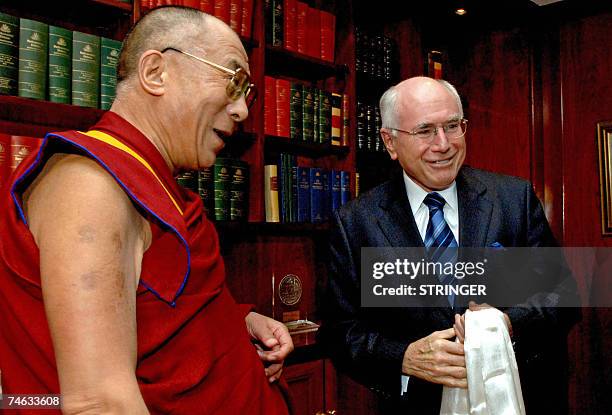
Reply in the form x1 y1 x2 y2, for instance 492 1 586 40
284 359 330 415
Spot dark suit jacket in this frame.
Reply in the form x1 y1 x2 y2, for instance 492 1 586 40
318 166 580 414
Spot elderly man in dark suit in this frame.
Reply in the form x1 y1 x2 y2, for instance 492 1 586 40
318 76 580 414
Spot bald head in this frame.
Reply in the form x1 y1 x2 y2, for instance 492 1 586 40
380 76 463 133
117 7 217 86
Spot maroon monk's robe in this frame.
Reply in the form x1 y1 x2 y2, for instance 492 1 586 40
0 112 290 414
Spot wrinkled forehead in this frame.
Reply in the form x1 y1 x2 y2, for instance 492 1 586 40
196 24 250 72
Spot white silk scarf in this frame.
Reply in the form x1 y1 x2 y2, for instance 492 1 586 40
439 309 526 415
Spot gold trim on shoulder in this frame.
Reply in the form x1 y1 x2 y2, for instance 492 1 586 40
79 129 183 215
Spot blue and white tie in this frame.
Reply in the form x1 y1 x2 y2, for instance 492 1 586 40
423 192 458 306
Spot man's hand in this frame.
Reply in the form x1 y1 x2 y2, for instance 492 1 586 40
245 312 294 382
402 328 467 388
454 301 513 343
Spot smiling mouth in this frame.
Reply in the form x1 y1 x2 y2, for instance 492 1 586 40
428 158 452 165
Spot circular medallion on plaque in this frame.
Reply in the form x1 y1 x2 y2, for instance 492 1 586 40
278 274 302 306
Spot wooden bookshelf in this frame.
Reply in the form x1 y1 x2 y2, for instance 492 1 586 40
90 0 134 12
0 0 134 37
264 135 350 158
215 221 330 235
265 45 348 80
0 96 105 136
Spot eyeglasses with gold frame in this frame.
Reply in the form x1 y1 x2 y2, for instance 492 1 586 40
161 47 257 108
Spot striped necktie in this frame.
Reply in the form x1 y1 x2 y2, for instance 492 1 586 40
423 192 458 306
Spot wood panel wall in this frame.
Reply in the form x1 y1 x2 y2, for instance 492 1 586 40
558 8 612 414
440 5 612 414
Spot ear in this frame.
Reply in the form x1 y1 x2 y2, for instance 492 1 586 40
138 50 167 96
380 128 398 160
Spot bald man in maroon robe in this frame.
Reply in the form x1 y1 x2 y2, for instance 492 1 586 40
0 7 292 414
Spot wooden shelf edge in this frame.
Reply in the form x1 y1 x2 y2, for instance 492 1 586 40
214 221 331 234
265 135 350 158
265 45 347 79
266 45 337 67
90 0 133 12
0 95 105 132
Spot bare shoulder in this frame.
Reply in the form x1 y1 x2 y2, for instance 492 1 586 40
24 153 151 251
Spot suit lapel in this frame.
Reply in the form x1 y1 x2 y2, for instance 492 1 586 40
376 174 453 317
457 168 494 247
376 175 424 247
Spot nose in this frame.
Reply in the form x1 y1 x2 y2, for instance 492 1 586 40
430 126 450 151
228 95 249 123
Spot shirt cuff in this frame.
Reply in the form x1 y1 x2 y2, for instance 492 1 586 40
401 375 410 396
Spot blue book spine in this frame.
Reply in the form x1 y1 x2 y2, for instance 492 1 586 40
278 153 287 223
341 170 351 205
322 169 330 222
310 167 324 223
290 157 298 223
297 167 310 222
331 169 341 212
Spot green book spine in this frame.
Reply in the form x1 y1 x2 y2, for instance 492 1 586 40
0 13 19 95
176 170 198 192
213 158 232 221
265 0 272 45
198 167 214 217
313 88 320 144
100 37 122 110
18 18 48 100
289 82 302 140
319 90 332 144
230 160 249 221
48 26 71 104
302 85 314 142
272 0 283 47
72 31 100 108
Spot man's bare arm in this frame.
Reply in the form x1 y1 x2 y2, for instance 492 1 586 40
25 154 151 414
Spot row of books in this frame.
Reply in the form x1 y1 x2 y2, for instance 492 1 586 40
264 76 349 146
265 153 351 223
0 134 42 187
357 101 385 152
355 27 398 82
176 158 249 221
0 13 122 110
266 0 336 62
142 0 254 39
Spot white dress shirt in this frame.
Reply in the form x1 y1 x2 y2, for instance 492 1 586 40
400 171 459 395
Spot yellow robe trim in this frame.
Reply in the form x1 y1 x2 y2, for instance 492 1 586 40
78 129 183 215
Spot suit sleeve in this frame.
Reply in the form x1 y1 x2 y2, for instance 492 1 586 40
317 210 413 397
505 183 581 359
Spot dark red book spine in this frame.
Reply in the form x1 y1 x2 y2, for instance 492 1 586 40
214 0 231 24
200 0 214 13
10 136 41 173
296 1 307 55
183 0 200 9
275 78 291 138
229 0 242 32
264 76 277 136
240 0 254 38
283 0 297 52
305 6 320 58
319 10 335 62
